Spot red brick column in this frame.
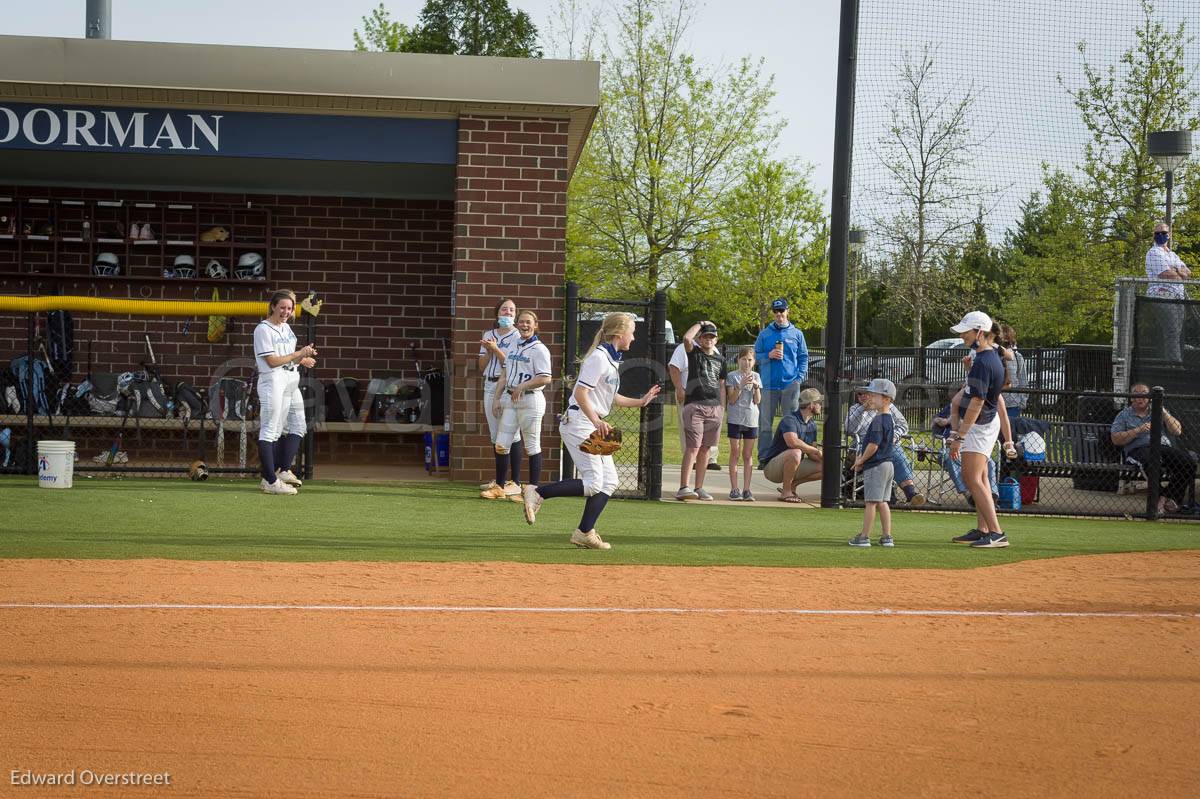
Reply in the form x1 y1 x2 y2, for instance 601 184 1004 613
451 116 569 483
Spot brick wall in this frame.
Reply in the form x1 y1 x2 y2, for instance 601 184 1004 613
451 116 570 482
0 185 454 467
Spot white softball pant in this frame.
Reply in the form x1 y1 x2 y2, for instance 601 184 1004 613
495 390 545 455
560 416 618 497
257 369 305 443
482 381 522 445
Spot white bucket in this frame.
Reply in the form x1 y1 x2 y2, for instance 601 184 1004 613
37 440 76 489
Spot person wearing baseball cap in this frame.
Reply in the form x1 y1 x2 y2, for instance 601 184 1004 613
947 311 1010 548
753 297 810 468
759 387 824 502
848 379 899 547
676 321 726 501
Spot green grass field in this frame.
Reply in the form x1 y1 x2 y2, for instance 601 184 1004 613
0 476 1194 568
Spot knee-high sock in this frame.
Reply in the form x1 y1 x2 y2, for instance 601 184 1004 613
535 478 584 499
494 452 508 485
273 439 285 473
258 440 277 483
528 452 543 486
278 434 302 474
579 492 611 532
508 439 524 484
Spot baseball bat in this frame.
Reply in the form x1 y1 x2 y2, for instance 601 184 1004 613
106 430 122 466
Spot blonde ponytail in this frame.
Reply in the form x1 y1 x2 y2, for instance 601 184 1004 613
582 312 635 361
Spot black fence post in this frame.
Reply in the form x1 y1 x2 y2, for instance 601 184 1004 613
302 311 317 481
562 282 579 480
25 312 35 475
646 289 667 500
1146 386 1164 520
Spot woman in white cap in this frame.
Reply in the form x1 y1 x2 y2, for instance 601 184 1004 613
947 311 1009 548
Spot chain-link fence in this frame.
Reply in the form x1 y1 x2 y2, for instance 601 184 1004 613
1 307 318 481
564 283 667 499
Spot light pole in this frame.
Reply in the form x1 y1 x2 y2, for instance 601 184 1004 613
1148 130 1194 236
848 228 866 351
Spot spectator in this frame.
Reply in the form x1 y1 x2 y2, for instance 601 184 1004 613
933 403 998 506
670 342 720 472
848 378 899 548
676 321 725 501
1110 383 1197 515
998 324 1027 422
754 298 809 468
725 346 762 501
760 388 824 503
1145 222 1192 363
846 387 926 506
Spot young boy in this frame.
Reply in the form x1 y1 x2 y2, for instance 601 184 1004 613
676 321 725 501
849 378 898 547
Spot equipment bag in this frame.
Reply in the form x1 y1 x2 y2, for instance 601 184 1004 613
174 382 205 420
9 355 50 415
87 372 121 415
323 377 361 423
46 309 74 378
128 376 171 418
213 378 249 421
0 365 20 414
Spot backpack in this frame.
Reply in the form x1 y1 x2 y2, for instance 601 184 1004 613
126 375 171 418
212 378 250 422
323 378 360 423
9 356 51 415
87 372 122 415
46 310 74 378
0 366 20 414
173 382 205 421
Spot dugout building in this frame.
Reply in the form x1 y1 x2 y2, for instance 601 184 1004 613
0 35 599 482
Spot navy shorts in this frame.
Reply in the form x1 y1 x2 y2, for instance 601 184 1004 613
727 423 758 440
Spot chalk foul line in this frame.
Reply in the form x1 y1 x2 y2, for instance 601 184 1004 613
0 603 1195 619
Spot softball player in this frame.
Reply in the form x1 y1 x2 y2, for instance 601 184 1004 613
493 310 552 493
479 298 522 497
253 289 315 495
521 312 660 550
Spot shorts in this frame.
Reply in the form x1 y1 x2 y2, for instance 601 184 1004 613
863 461 895 503
963 414 1001 456
682 403 723 449
727 423 758 440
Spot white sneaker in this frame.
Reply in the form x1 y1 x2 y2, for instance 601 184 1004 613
570 529 611 550
261 478 297 495
523 484 542 524
503 481 523 502
479 480 499 491
277 469 302 488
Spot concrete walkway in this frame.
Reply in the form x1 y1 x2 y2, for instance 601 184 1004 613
661 463 822 507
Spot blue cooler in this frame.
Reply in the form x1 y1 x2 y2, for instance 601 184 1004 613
424 432 450 473
998 477 1022 511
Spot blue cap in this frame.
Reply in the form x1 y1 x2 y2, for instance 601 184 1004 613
771 298 789 311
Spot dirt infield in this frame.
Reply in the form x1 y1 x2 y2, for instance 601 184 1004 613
2 553 1199 797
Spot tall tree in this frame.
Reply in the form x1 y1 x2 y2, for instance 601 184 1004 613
354 0 541 57
566 0 778 298
871 46 992 347
353 3 411 52
674 157 828 339
1065 0 1199 273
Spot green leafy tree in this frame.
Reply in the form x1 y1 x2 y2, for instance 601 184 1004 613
353 3 411 52
674 157 828 339
1064 0 1199 274
567 0 779 299
355 1 540 57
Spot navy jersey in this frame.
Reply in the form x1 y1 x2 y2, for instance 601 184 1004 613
961 347 1005 425
862 412 894 468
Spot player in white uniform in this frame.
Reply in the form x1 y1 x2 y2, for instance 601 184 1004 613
253 290 315 495
479 298 523 498
494 310 553 495
521 312 660 550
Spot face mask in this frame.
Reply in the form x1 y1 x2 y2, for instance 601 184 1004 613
1154 231 1170 246
497 315 514 329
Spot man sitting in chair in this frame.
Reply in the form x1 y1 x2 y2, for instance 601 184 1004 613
933 402 999 506
761 388 824 503
1111 384 1197 515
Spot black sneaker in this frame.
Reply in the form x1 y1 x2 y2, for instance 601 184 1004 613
952 528 985 544
970 532 1010 548
707 462 722 471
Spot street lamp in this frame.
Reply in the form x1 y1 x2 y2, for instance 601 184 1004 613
848 228 866 351
1148 130 1194 235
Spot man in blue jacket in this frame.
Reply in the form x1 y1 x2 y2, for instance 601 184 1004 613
754 297 809 467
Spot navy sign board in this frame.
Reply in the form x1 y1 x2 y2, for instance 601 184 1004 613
0 102 457 165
